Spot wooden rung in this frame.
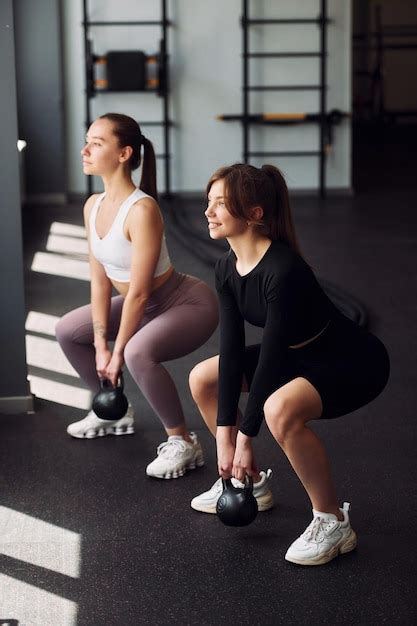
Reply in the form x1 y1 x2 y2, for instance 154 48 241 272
94 55 158 65
263 113 306 120
94 78 159 89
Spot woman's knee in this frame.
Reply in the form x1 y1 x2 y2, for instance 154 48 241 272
55 305 94 347
264 395 303 444
189 358 218 399
55 314 75 346
123 340 154 373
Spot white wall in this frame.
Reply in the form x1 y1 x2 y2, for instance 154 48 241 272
63 0 351 194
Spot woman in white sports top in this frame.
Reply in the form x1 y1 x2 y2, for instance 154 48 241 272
56 113 219 479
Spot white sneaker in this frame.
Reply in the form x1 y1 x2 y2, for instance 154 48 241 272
146 432 204 479
66 405 134 439
285 502 357 566
190 469 274 514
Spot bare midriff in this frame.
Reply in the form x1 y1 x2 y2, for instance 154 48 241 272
289 321 330 349
110 265 174 298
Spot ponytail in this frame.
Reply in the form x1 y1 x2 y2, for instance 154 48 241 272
260 165 301 255
140 136 158 202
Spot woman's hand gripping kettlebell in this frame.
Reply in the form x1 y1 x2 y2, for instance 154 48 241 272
233 432 258 483
95 347 112 380
105 350 125 388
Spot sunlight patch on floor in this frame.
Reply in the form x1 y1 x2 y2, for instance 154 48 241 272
27 221 91 409
0 574 78 626
50 222 86 237
25 311 60 337
46 234 89 256
26 336 79 377
28 376 91 410
31 252 90 281
0 506 81 578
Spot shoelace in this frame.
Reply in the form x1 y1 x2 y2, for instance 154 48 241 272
303 517 338 542
212 469 271 494
216 471 271 491
157 439 188 459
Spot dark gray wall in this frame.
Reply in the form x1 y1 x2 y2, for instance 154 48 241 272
0 1 31 404
14 0 65 196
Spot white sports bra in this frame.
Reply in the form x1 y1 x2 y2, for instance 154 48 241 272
89 188 171 283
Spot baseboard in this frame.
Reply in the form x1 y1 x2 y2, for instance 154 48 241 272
164 186 355 200
0 395 35 414
25 193 67 205
67 192 87 203
290 186 355 196
68 187 355 203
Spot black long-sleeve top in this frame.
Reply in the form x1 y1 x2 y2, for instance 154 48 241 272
215 240 338 437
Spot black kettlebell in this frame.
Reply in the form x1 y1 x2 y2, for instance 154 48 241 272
216 475 258 527
92 373 128 420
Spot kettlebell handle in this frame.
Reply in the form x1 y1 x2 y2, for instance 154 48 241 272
221 477 234 491
221 475 254 492
99 371 124 390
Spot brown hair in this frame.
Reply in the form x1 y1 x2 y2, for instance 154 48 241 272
99 113 158 201
206 163 301 254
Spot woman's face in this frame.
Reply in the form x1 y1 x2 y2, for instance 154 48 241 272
81 118 126 176
205 178 247 240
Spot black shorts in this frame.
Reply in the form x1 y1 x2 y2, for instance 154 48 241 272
243 314 390 419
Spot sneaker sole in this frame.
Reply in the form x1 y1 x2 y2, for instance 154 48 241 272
256 492 275 512
146 458 205 480
191 490 274 514
68 424 135 439
285 529 358 566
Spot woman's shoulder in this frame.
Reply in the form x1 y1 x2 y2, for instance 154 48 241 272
126 191 164 239
215 249 233 273
130 189 160 215
268 240 309 271
214 249 234 288
83 193 103 220
261 242 313 296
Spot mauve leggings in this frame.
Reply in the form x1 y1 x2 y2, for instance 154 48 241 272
55 271 219 428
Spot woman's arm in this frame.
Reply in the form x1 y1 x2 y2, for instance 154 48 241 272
215 268 246 428
84 196 113 376
239 294 289 437
215 261 252 478
216 425 236 478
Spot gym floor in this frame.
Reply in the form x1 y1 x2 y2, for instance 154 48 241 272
1 125 416 625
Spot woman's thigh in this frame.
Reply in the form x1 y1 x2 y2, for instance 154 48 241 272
56 296 125 343
294 318 390 418
264 377 323 427
127 303 216 363
126 276 219 362
244 317 390 421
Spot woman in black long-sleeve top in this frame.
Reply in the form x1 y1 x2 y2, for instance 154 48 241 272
189 163 389 566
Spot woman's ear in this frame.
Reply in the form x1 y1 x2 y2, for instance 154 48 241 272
250 205 264 222
120 145 133 163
